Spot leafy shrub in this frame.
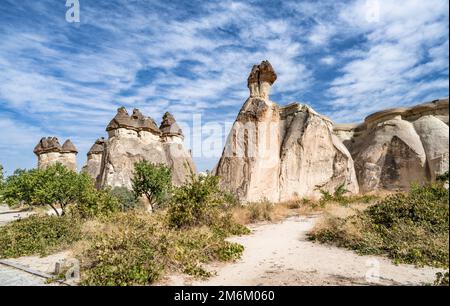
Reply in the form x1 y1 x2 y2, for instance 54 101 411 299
69 187 121 218
167 173 232 228
436 171 449 183
333 184 349 200
79 214 164 286
110 187 139 212
78 212 247 285
0 215 82 258
318 183 378 206
132 161 172 211
310 183 449 268
434 272 449 286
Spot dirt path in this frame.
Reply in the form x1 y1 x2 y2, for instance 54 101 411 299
163 215 444 286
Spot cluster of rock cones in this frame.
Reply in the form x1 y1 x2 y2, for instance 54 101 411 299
34 61 449 202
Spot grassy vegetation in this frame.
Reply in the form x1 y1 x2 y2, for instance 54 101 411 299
0 165 250 285
77 211 248 285
0 215 82 258
2 162 447 285
309 182 449 268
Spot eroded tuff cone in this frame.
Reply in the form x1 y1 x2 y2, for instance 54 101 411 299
33 137 77 171
61 139 78 154
98 108 196 189
87 137 106 155
215 63 358 202
159 112 183 137
247 60 277 99
82 137 106 186
106 107 160 134
33 137 62 155
333 98 449 191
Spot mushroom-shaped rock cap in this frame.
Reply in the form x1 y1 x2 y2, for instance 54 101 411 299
33 137 62 155
106 107 161 134
61 139 78 154
87 137 106 155
159 112 183 136
247 60 277 86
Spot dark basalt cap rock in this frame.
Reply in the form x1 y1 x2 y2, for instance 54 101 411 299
61 139 78 154
106 107 161 134
247 60 277 86
34 137 62 155
87 137 106 155
159 112 183 136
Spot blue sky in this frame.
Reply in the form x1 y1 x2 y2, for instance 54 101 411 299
0 0 448 175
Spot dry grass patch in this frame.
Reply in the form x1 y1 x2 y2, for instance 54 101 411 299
309 183 449 269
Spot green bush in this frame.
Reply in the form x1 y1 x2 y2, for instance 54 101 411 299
318 183 378 206
110 187 140 211
0 215 82 258
434 272 449 286
69 187 121 219
78 212 247 285
1 168 41 208
436 171 449 183
131 161 172 211
310 183 449 268
167 173 235 229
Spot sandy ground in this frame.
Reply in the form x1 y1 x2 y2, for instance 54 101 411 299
0 205 34 227
161 215 445 286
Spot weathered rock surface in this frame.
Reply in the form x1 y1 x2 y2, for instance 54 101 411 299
34 137 78 171
215 61 359 202
81 137 106 186
86 108 195 189
333 98 449 192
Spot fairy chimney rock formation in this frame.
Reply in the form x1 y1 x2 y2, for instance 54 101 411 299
333 98 449 191
34 137 78 171
81 137 106 185
215 61 359 202
248 60 277 99
88 107 196 189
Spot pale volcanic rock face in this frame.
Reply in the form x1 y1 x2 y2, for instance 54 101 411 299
33 137 78 171
83 108 196 189
215 61 359 202
333 98 449 192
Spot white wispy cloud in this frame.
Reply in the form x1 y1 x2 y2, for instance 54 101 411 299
0 0 448 173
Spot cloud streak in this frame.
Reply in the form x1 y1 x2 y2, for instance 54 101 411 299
0 0 448 174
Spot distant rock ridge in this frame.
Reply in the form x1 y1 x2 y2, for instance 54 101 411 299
215 61 359 202
34 137 78 171
333 98 449 192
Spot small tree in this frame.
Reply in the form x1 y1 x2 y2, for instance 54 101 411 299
33 163 92 216
1 164 120 217
167 172 228 228
2 168 41 208
131 161 172 211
